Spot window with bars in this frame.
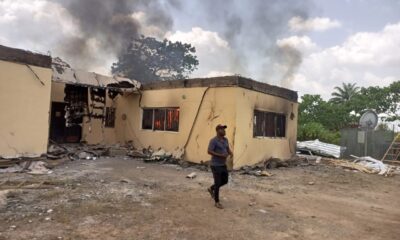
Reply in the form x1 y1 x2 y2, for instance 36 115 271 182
142 108 180 132
105 107 116 128
253 110 286 138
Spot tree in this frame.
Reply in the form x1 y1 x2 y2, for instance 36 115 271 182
299 94 356 131
298 81 400 144
111 36 199 83
330 82 360 103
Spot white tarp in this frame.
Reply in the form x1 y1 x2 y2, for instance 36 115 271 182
353 156 389 175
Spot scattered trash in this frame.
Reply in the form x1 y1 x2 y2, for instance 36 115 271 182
297 139 345 158
186 172 197 179
327 156 400 176
0 161 51 174
145 149 172 162
171 147 185 160
258 209 267 214
239 158 279 177
308 181 315 185
0 164 23 173
127 150 147 158
27 161 52 175
120 178 130 183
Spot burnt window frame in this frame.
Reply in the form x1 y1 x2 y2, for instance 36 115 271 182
141 107 180 132
105 107 116 128
253 110 287 138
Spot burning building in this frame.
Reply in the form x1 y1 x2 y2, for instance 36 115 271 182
0 45 298 169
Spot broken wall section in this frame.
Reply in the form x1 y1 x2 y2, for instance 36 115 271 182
50 82 120 145
0 60 52 158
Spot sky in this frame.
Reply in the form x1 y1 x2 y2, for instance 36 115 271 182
0 0 399 99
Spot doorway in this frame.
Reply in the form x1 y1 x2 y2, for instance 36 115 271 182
49 102 82 143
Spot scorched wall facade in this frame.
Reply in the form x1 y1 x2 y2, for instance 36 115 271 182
113 77 298 169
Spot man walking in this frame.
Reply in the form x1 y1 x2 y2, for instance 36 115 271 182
207 124 233 209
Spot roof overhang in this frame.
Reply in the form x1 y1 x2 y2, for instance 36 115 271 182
142 76 298 102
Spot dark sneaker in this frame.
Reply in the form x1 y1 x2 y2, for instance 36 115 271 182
215 202 224 209
207 187 214 199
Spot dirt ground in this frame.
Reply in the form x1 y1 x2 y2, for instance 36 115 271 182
0 157 399 240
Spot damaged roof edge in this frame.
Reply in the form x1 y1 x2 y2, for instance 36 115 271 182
0 45 51 68
142 76 298 102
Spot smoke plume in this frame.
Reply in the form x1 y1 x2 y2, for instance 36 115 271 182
54 0 173 71
169 0 312 87
53 0 311 85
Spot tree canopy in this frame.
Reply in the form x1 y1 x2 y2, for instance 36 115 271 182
330 82 360 103
111 36 199 83
298 81 400 144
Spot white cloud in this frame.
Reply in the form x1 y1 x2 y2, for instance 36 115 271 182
294 22 400 99
0 0 80 52
166 27 239 78
0 0 115 74
289 16 341 32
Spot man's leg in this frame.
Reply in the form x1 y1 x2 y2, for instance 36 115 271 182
212 167 223 203
208 166 217 199
220 166 229 187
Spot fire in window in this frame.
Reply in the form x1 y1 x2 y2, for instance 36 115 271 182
253 110 286 138
105 107 116 128
142 108 179 132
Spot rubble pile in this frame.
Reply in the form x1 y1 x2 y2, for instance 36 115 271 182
139 147 209 170
238 158 293 177
47 143 131 161
0 160 51 174
46 143 206 170
326 156 400 176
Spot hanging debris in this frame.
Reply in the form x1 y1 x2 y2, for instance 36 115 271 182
89 87 106 119
64 85 88 127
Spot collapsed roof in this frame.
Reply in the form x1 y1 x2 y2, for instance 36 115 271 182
51 57 141 92
0 45 141 92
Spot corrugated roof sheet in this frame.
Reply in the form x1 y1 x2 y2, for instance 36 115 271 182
51 58 141 91
297 139 345 158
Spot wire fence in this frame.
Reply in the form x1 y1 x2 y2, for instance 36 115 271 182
340 128 395 160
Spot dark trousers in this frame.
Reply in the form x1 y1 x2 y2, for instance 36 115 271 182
210 165 229 203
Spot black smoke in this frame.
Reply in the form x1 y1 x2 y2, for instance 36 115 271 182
53 0 312 85
170 0 313 86
54 0 173 70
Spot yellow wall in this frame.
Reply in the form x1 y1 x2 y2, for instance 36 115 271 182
82 91 117 145
114 86 298 169
51 82 65 103
0 60 52 158
114 87 237 166
233 88 298 168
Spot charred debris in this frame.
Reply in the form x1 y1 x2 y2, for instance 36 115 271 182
52 57 141 126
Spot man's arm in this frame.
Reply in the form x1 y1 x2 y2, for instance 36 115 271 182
208 149 228 158
226 139 233 157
